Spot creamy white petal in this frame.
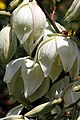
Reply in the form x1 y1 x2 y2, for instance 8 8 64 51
21 59 44 97
56 36 77 72
0 26 17 63
0 26 10 60
29 2 46 42
28 77 50 102
38 39 57 77
12 3 33 44
7 71 24 95
77 116 80 120
49 56 63 82
3 57 26 83
69 58 79 80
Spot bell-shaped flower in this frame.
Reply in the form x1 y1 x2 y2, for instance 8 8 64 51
65 0 80 21
11 0 46 55
0 26 17 64
3 57 49 102
36 35 80 81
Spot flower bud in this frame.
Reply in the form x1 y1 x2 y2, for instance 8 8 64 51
11 0 46 55
65 0 80 21
0 26 17 64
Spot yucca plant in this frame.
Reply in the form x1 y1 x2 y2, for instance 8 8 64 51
0 0 80 120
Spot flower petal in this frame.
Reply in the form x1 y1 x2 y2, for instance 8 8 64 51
12 3 33 44
61 83 73 106
3 57 26 83
49 55 63 82
69 58 79 80
30 2 46 42
38 38 56 77
47 79 63 100
21 59 44 97
56 36 77 72
7 73 24 95
28 77 50 102
69 44 80 80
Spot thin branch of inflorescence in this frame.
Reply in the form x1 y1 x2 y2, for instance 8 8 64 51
36 0 60 33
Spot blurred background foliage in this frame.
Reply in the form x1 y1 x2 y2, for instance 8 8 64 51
0 0 79 117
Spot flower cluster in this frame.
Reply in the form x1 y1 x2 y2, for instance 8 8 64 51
1 0 80 103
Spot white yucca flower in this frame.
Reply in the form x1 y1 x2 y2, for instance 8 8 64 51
36 35 80 81
11 0 46 55
3 57 49 102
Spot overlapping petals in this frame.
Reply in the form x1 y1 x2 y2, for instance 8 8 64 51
4 57 50 102
11 0 46 55
36 35 80 81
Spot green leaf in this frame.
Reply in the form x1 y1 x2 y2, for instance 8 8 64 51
71 108 78 120
77 111 80 120
50 0 56 10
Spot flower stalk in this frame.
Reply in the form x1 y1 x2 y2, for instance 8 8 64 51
36 0 60 33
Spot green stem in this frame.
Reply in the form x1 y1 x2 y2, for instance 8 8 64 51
36 0 60 33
